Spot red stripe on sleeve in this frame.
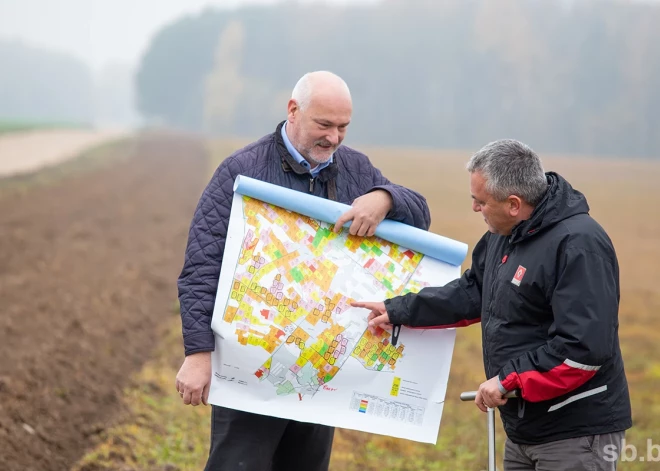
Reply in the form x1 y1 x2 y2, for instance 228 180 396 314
501 362 598 402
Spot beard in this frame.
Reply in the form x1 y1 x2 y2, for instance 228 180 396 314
302 140 337 165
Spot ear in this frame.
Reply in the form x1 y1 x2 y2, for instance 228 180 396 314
508 195 522 216
287 99 299 122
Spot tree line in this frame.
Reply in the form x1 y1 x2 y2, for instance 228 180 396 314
136 0 660 158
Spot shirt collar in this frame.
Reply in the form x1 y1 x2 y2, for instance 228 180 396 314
281 121 333 176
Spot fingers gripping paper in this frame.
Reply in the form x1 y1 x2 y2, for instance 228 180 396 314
209 176 467 444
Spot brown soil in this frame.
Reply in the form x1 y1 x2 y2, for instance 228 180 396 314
0 132 208 471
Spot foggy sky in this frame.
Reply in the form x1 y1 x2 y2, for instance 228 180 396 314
0 0 379 72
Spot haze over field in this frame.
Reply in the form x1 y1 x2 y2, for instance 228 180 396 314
1 0 659 157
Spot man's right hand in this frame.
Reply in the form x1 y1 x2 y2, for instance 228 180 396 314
175 351 211 406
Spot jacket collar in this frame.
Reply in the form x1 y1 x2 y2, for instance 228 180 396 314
510 172 590 244
274 120 339 183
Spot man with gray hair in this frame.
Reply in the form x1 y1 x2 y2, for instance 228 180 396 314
175 70 430 471
354 139 632 470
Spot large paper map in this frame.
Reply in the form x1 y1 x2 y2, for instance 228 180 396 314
209 176 466 444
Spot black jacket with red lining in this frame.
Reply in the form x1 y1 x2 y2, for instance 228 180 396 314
385 172 632 444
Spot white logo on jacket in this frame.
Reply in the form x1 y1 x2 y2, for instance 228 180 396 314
511 265 527 286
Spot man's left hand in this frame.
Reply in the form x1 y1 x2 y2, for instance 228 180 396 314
333 190 393 237
475 376 509 412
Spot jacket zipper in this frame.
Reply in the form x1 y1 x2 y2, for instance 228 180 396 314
484 240 512 378
309 177 315 193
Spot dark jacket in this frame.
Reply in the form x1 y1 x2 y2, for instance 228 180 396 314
177 121 431 356
385 172 632 444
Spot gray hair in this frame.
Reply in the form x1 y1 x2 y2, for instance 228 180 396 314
466 139 548 206
291 71 351 111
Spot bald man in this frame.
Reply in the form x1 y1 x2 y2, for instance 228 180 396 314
175 71 431 471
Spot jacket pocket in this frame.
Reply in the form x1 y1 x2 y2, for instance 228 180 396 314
581 433 600 452
517 398 526 419
547 385 608 412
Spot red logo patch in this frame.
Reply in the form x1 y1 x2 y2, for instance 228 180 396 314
511 265 526 286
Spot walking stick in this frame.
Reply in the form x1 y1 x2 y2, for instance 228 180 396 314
460 389 519 471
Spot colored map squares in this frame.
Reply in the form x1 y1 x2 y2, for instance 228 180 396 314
351 327 404 371
342 235 423 296
224 196 416 399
